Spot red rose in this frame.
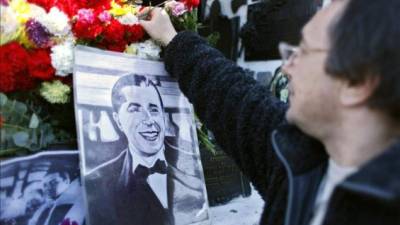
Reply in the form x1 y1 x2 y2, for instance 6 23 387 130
72 19 103 40
124 24 145 43
183 0 200 10
28 49 55 80
27 0 54 11
103 19 125 43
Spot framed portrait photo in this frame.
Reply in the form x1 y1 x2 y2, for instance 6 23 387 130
73 46 211 225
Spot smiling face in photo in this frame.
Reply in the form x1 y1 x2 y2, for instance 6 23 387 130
114 83 165 156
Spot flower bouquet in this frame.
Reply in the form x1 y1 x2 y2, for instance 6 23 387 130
0 0 202 156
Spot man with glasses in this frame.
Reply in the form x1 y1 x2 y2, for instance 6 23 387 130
139 0 400 224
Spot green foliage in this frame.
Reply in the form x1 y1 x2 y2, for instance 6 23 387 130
0 92 75 157
206 32 220 48
195 116 216 155
170 9 199 32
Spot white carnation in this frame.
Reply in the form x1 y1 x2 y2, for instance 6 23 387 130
28 4 47 18
0 6 19 42
51 41 74 76
125 40 161 60
38 7 70 37
117 13 139 25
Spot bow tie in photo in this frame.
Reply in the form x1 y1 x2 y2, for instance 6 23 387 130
134 159 167 180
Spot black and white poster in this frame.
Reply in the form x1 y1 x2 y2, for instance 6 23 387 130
0 151 84 225
73 46 211 225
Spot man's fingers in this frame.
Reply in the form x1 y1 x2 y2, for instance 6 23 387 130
138 7 163 20
139 19 150 29
137 7 151 20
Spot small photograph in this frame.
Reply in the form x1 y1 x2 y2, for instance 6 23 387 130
0 151 84 225
73 46 210 225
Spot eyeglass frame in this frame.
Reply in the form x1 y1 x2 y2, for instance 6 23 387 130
278 42 328 66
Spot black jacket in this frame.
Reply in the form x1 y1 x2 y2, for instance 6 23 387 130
164 31 400 225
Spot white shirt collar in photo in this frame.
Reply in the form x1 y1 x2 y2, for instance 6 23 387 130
128 144 168 209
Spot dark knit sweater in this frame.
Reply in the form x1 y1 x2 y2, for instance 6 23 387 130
164 31 400 225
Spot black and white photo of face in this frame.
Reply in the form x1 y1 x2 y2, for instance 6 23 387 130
43 172 70 200
114 83 166 156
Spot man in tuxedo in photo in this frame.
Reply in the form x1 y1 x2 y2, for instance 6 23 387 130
85 74 207 225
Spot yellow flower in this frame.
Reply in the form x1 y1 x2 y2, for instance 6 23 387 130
10 0 32 23
16 28 35 48
109 0 138 16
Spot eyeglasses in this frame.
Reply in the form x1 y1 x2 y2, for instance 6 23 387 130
279 42 299 66
278 42 328 66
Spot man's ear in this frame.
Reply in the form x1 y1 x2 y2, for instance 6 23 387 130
339 75 380 107
113 112 123 131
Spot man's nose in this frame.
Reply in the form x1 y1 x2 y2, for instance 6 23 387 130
142 110 154 125
281 64 292 80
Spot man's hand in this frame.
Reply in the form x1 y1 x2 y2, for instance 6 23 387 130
139 7 178 46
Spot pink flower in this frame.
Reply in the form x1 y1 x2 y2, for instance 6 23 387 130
77 8 95 23
166 1 188 17
98 11 111 23
0 0 9 6
171 1 187 16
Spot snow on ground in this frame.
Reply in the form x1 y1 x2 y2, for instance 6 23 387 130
209 188 264 225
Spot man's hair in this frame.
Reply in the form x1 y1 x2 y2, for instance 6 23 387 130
111 74 164 113
325 0 400 120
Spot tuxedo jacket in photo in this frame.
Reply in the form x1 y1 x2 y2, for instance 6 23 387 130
84 137 207 225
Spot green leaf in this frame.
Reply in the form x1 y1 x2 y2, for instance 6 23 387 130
30 128 38 145
0 93 7 107
12 132 29 147
14 101 27 114
29 113 39 129
207 32 220 47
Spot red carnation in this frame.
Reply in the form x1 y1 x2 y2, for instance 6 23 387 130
0 62 16 92
103 19 125 43
27 0 54 11
15 70 37 91
124 24 145 43
76 0 111 12
183 0 200 10
55 0 80 18
28 49 55 80
72 19 103 40
0 42 30 92
97 39 127 52
106 40 127 52
0 42 29 73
